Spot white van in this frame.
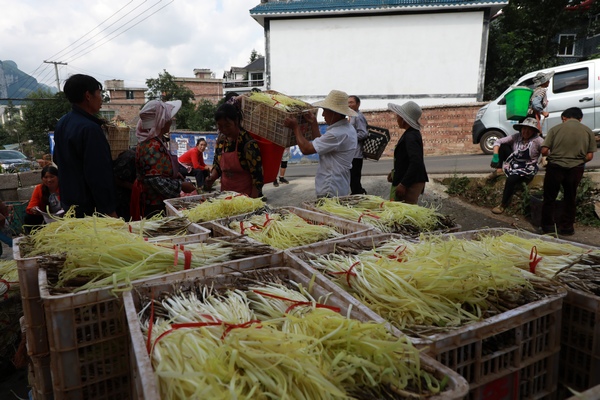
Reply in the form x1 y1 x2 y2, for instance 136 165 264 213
472 59 600 154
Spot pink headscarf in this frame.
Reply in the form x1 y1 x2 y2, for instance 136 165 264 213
135 100 179 143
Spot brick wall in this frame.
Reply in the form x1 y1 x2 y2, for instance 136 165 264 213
363 102 487 157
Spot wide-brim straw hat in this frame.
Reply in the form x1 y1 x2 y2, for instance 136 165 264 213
388 101 422 130
513 117 541 134
312 90 357 117
140 100 182 129
533 71 555 86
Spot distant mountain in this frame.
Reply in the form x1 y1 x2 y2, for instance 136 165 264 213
0 60 57 104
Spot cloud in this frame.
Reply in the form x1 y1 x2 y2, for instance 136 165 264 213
1 0 264 88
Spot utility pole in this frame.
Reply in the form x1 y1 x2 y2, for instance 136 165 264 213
43 60 67 91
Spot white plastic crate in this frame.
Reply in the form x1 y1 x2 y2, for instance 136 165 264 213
211 206 374 250
285 230 568 399
124 263 469 400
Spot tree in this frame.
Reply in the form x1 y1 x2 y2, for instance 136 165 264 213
186 100 217 131
248 49 262 64
484 0 596 100
146 70 196 129
20 90 70 153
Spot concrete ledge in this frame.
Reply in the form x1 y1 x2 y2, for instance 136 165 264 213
0 174 19 190
18 171 40 188
0 188 19 202
17 186 34 202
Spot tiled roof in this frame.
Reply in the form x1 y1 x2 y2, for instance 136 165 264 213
250 0 508 16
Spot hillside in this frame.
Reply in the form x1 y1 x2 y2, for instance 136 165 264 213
0 60 57 104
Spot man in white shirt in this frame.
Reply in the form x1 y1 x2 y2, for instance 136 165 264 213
284 89 357 197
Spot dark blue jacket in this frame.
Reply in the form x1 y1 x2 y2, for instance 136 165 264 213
392 127 429 188
54 106 116 216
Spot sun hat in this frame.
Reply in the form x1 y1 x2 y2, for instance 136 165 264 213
513 117 541 134
533 71 554 86
139 100 182 130
312 90 357 117
387 101 422 130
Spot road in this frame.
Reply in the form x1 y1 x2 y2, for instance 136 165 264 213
285 154 600 177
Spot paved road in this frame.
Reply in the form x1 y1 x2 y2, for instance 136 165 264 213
285 154 600 177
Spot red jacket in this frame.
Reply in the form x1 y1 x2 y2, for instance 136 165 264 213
178 147 207 170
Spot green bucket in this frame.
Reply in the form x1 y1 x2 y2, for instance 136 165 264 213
505 87 533 121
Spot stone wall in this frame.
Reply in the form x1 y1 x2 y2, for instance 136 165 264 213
363 102 487 157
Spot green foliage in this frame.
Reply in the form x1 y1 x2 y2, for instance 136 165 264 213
446 175 471 195
249 49 262 64
484 0 596 100
20 90 70 153
575 176 600 226
146 70 195 129
186 100 217 131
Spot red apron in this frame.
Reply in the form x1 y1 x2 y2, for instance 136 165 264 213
220 142 253 197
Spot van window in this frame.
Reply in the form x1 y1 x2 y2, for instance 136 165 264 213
553 68 588 93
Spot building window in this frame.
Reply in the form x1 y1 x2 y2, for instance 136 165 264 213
126 90 134 99
557 34 576 56
250 72 264 86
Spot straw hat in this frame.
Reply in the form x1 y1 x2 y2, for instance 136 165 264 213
533 71 554 86
513 117 541 134
388 101 422 130
139 100 182 129
312 90 357 117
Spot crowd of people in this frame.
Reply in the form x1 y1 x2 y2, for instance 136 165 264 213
5 72 594 239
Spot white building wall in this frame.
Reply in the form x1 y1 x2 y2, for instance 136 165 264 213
269 12 485 110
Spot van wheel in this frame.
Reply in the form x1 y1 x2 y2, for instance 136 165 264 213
479 130 504 155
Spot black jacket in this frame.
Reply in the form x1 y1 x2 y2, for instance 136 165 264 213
392 127 429 187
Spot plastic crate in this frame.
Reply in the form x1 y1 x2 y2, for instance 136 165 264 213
146 222 211 245
163 192 264 225
240 90 317 148
35 235 277 399
559 288 600 393
302 195 460 236
124 263 469 400
285 231 567 398
565 384 600 400
14 238 49 357
211 206 374 250
28 354 54 400
362 125 390 161
163 192 224 217
7 200 28 235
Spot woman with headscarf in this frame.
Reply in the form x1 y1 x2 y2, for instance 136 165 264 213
204 103 264 197
387 101 428 204
130 100 196 219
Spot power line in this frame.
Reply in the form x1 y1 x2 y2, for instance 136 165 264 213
45 0 136 62
66 0 174 64
43 61 67 91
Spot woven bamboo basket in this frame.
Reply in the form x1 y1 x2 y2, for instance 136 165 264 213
106 125 131 159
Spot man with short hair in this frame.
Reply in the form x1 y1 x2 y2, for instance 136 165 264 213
54 74 117 217
348 95 369 195
540 107 596 235
284 89 357 198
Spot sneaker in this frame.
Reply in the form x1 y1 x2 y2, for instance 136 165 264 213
491 205 504 214
279 177 289 184
273 180 279 187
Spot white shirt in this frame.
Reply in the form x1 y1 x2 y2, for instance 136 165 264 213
312 119 357 197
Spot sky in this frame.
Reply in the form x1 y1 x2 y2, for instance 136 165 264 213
0 0 265 90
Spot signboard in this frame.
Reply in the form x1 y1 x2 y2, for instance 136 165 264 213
168 132 218 165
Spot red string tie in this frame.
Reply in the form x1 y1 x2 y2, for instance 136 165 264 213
328 261 360 288
252 290 341 314
529 246 542 274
